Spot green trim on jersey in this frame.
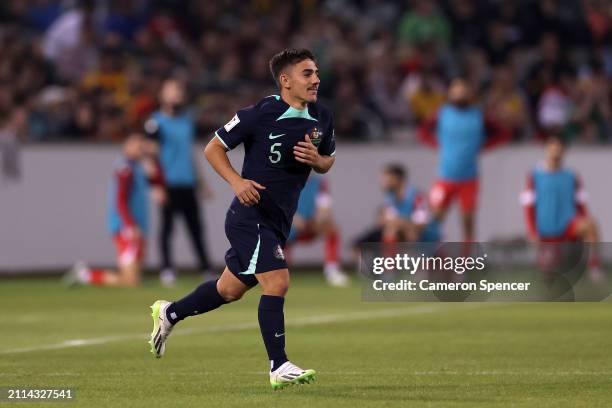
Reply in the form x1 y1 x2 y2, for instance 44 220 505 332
276 106 318 122
239 224 260 275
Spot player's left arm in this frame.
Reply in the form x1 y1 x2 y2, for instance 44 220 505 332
293 134 335 173
575 175 588 216
294 115 337 173
140 139 166 204
408 192 430 239
313 179 334 226
417 113 439 149
520 173 538 241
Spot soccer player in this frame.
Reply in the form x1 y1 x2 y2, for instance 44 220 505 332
419 78 511 242
64 132 165 287
380 163 440 244
149 49 336 389
145 78 213 286
286 174 348 287
520 135 603 280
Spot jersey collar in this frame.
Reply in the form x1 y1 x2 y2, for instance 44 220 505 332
275 97 317 122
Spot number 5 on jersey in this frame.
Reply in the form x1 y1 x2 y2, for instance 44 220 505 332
269 143 282 163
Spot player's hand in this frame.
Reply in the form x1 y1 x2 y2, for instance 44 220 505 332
123 226 141 242
293 134 321 167
151 186 167 205
231 178 266 207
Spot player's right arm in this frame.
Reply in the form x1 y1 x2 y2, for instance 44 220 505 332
205 109 265 207
407 191 430 240
574 175 588 216
482 116 512 150
204 138 265 206
116 165 140 240
520 173 538 242
417 113 438 149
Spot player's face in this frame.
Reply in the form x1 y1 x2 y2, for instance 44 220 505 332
125 136 145 160
160 80 185 106
285 59 320 103
448 79 472 107
380 171 400 192
546 138 565 162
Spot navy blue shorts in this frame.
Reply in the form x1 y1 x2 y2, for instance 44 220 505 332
224 204 288 287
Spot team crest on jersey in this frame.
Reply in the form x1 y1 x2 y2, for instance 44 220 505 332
309 127 322 146
273 245 285 260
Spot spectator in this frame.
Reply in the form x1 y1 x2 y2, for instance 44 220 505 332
536 70 575 140
397 0 450 48
64 99 96 139
0 0 607 143
571 61 611 142
81 48 129 107
524 33 572 111
42 0 98 81
445 0 485 50
0 105 27 181
484 65 529 140
407 69 446 124
584 0 612 45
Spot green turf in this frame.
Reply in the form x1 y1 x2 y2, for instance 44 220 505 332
0 274 611 407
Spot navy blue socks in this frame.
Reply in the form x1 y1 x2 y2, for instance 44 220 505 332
165 279 228 325
258 295 288 371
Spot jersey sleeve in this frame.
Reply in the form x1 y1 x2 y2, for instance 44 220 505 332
318 116 336 156
382 194 399 221
520 173 538 238
417 113 439 148
144 116 161 142
483 116 512 150
116 164 136 229
214 106 258 150
574 175 588 216
410 192 430 225
315 179 332 209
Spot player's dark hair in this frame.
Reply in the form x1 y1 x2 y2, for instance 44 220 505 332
546 133 568 147
269 48 316 88
450 75 471 87
384 163 406 180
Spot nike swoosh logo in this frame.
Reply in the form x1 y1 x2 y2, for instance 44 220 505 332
274 332 285 338
269 133 285 139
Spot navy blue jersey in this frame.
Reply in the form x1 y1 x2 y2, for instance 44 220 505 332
215 95 336 241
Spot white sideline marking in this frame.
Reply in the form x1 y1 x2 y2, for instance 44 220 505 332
0 304 483 355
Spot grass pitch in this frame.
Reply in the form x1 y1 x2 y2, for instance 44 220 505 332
1 273 611 407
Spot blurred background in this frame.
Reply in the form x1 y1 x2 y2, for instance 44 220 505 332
0 0 611 273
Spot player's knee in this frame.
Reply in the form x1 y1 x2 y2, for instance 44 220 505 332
580 217 597 235
217 285 244 302
275 281 290 296
264 279 290 296
585 217 596 230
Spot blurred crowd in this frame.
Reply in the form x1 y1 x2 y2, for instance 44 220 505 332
0 0 610 144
